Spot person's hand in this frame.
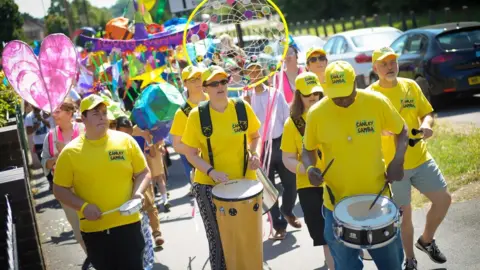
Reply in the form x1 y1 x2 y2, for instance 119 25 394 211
210 170 229 183
386 159 404 183
248 153 261 170
55 141 66 152
82 204 102 221
419 125 433 139
307 167 324 187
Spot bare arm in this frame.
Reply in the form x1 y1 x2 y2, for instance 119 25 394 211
392 124 408 163
282 152 305 174
53 185 85 211
421 113 435 128
184 145 212 175
172 135 188 155
301 147 319 173
132 168 150 197
248 131 261 154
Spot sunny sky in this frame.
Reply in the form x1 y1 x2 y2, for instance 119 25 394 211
14 0 117 18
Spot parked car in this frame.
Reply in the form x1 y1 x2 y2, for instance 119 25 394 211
388 22 480 107
322 27 403 88
258 35 327 69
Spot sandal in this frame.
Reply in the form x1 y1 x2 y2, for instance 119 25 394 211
270 229 286 240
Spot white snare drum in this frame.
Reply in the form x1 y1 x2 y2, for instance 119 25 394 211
333 195 401 249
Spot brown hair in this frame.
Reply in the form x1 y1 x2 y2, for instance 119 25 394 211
59 98 76 117
290 91 304 119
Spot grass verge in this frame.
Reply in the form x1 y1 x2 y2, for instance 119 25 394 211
411 123 480 208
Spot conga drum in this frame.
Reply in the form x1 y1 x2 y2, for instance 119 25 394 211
212 180 264 270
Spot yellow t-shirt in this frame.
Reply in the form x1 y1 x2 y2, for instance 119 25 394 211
304 90 405 210
367 78 433 170
182 99 261 185
280 113 325 190
170 95 209 137
54 130 148 232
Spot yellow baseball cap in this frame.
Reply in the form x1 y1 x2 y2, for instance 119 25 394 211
372 47 398 63
201 65 228 83
305 47 326 61
80 94 110 113
181 65 202 81
295 72 323 96
324 61 356 99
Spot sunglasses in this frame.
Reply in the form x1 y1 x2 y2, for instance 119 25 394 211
308 56 327 63
301 92 323 98
205 79 229 87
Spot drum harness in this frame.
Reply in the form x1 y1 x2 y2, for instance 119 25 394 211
181 102 193 117
198 98 249 177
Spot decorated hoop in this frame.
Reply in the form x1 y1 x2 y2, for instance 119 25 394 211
182 0 289 91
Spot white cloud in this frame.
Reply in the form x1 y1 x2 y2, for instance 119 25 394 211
15 0 117 18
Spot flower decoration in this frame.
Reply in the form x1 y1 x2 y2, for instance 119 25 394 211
134 44 147 53
159 46 168 52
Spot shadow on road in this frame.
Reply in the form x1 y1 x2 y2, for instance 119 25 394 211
35 198 61 213
263 231 300 262
43 230 75 245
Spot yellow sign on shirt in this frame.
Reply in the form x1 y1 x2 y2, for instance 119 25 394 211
303 90 405 210
182 99 261 185
367 78 433 170
280 113 325 190
54 130 148 233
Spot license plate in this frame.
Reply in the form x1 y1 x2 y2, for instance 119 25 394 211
468 76 480 85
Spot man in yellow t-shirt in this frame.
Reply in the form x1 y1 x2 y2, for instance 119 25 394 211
53 95 150 270
368 47 451 269
170 65 207 195
302 61 409 270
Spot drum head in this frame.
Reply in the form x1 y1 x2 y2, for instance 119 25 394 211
334 195 397 228
120 198 142 211
212 180 263 201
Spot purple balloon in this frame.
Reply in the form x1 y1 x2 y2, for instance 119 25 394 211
244 10 254 19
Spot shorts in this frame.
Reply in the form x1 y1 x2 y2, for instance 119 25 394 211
391 159 447 206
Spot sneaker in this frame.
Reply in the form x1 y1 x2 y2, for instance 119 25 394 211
163 200 171 212
403 258 417 270
415 238 447 264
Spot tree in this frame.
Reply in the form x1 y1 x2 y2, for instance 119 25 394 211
45 14 70 35
0 0 24 53
0 71 21 127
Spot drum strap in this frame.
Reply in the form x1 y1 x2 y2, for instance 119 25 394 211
291 115 322 160
198 98 248 176
181 102 193 117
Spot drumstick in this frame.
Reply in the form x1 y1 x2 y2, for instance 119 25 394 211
411 128 423 136
409 138 422 147
322 159 335 177
368 182 388 211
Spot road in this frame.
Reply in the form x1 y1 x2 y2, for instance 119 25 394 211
33 150 480 270
436 94 480 127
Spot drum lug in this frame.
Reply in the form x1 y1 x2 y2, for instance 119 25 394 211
367 230 373 245
219 207 225 216
334 225 343 238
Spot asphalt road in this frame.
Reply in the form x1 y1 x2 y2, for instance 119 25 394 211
33 151 480 270
436 94 480 127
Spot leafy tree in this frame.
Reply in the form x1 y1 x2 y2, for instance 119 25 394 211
45 14 69 35
0 0 24 53
0 71 21 127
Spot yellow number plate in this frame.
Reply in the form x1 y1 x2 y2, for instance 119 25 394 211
468 76 480 85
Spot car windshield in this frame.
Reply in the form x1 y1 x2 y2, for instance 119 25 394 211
436 28 480 50
351 31 402 50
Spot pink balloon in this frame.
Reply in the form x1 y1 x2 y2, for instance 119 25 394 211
2 34 78 112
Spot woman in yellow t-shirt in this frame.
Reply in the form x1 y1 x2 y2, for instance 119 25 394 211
280 72 334 270
182 66 262 270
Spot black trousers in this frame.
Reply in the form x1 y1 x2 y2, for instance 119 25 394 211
298 187 327 246
81 222 145 270
263 136 297 230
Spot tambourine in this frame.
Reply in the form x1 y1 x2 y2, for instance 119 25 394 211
80 198 142 220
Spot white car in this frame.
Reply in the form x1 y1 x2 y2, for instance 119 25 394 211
322 27 403 88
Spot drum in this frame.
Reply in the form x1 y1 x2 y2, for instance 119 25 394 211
332 195 401 249
212 180 264 270
255 168 279 214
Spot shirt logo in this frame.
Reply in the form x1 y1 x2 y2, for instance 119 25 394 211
108 150 126 161
356 120 375 134
305 76 319 85
330 72 346 85
400 98 416 109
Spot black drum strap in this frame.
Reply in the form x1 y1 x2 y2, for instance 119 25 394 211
326 185 335 205
198 99 249 176
181 102 193 117
198 101 214 168
233 98 248 177
291 115 322 160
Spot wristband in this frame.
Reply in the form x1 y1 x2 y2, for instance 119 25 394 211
296 162 303 174
206 167 214 176
306 165 316 174
80 202 89 214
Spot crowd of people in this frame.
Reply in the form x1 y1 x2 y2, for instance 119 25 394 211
24 41 453 270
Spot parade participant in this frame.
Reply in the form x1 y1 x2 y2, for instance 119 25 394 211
182 66 262 269
25 107 54 160
170 65 208 195
246 61 301 240
280 72 334 269
368 47 451 270
41 100 90 270
53 95 150 270
275 45 305 104
302 61 408 270
116 116 165 249
305 47 328 85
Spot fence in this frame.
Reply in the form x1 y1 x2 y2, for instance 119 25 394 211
3 194 19 270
